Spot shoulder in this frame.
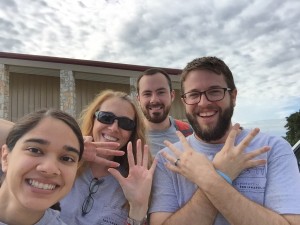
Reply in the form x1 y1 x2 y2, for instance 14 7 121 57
239 129 289 145
35 209 66 225
172 118 193 137
239 129 293 157
156 135 196 161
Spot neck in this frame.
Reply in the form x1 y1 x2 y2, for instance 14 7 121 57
89 161 110 178
145 116 171 131
0 183 44 225
195 123 241 144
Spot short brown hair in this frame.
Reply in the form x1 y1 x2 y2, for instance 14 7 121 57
137 68 173 94
181 56 236 93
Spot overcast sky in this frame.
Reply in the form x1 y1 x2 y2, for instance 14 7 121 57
1 0 299 137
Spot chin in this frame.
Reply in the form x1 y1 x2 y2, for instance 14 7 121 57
22 200 55 212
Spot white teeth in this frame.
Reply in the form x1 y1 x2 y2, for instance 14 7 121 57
200 111 216 117
149 105 162 110
28 179 56 190
103 134 118 142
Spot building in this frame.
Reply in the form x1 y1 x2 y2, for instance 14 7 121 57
0 52 186 122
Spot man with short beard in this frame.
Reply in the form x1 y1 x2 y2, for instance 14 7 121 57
137 68 192 156
149 57 300 225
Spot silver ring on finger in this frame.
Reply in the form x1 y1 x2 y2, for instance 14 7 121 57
174 158 180 167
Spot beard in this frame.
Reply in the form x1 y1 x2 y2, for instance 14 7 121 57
186 100 234 142
142 103 171 123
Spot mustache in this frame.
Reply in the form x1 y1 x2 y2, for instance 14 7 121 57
194 105 219 113
146 103 164 108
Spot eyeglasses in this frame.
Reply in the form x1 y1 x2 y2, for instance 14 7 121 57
95 111 136 131
181 88 232 105
82 178 104 216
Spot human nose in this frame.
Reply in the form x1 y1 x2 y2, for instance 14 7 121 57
36 156 61 176
150 93 159 103
108 120 119 131
197 92 210 106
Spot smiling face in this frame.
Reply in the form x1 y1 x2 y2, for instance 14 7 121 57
92 97 135 151
137 73 175 124
182 69 237 143
1 117 80 213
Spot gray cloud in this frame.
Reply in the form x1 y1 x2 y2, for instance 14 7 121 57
0 0 17 9
1 0 299 136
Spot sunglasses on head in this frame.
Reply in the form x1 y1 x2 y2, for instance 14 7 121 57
94 111 136 131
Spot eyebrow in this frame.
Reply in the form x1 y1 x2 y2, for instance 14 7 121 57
65 146 80 156
142 87 168 93
24 138 80 156
156 87 168 92
188 86 224 92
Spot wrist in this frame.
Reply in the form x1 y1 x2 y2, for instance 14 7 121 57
127 216 147 225
129 203 148 221
215 169 232 184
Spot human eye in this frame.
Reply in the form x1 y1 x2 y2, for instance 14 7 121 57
157 90 166 96
26 147 43 155
142 92 151 97
207 89 222 96
186 92 199 99
60 155 77 163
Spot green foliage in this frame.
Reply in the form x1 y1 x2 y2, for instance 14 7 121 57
284 110 300 146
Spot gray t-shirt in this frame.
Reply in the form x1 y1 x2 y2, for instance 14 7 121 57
60 167 128 225
148 116 181 156
149 129 300 224
0 209 66 225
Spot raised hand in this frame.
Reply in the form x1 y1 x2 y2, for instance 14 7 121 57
162 124 270 185
213 124 270 180
108 139 157 220
162 131 215 184
83 136 124 168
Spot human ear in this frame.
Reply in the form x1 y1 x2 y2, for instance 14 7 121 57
1 144 10 173
171 90 176 102
231 89 237 107
136 94 141 104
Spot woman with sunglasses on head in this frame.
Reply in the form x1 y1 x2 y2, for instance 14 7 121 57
0 109 84 225
60 90 157 225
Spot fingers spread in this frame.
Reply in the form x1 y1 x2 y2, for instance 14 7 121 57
176 131 193 153
94 157 120 168
163 140 182 157
164 162 181 173
108 168 124 184
161 152 177 166
239 128 260 150
247 159 267 168
83 136 93 142
142 145 149 168
246 146 270 160
136 139 142 166
93 141 120 149
127 141 135 168
223 123 240 151
149 158 158 174
96 148 124 156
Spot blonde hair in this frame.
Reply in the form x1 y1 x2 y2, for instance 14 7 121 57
77 89 151 176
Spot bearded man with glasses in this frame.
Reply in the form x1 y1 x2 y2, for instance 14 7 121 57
149 56 300 225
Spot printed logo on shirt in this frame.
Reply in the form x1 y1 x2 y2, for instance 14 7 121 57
234 166 267 194
240 166 266 178
100 217 120 225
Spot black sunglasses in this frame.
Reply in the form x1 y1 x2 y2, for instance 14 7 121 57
95 111 136 131
82 178 104 216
